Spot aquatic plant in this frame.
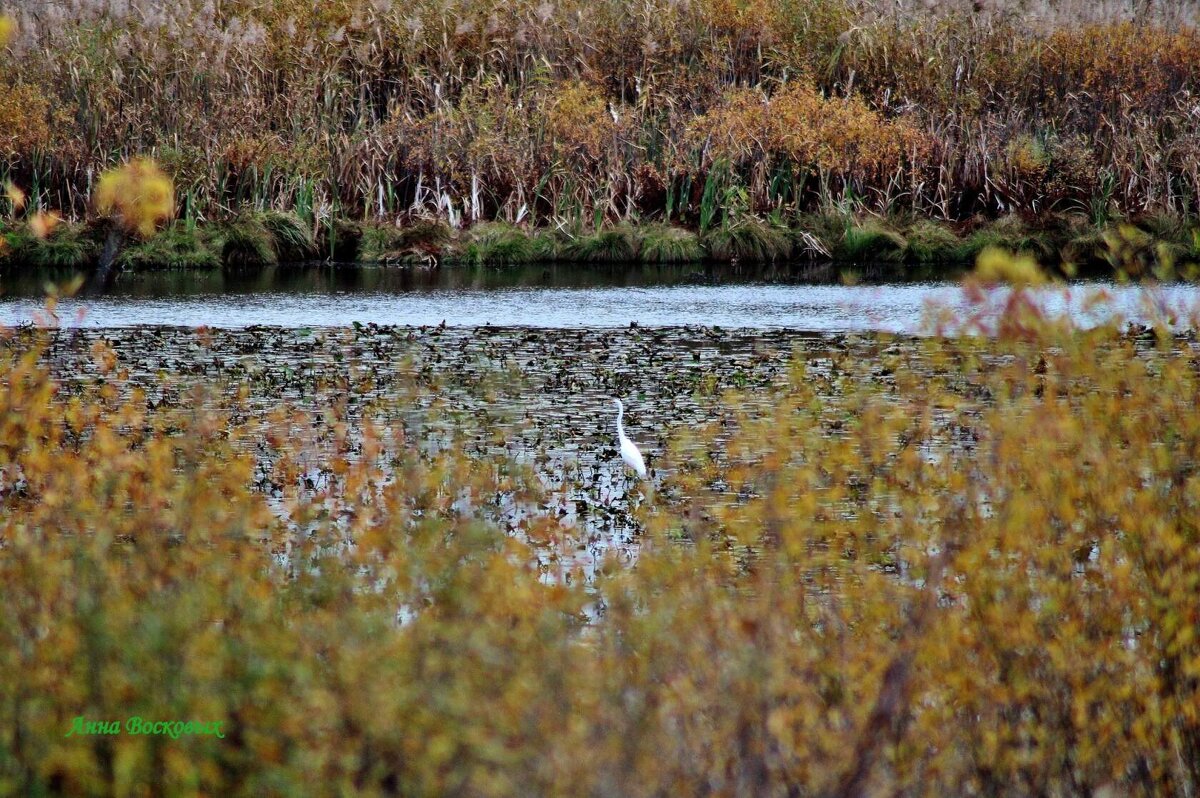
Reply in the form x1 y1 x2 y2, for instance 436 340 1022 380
0 220 95 269
1059 225 1109 274
358 224 405 264
1097 221 1200 280
562 226 640 262
903 220 961 263
258 210 315 262
317 218 364 262
957 215 1057 264
216 214 277 267
0 83 51 158
358 219 453 265
3 1 1199 227
684 83 926 213
836 220 907 262
529 229 564 261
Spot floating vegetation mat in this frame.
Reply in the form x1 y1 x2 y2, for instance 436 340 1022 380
24 325 889 578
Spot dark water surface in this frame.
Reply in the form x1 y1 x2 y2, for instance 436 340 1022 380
3 262 1199 332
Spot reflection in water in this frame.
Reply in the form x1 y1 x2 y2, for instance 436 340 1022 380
2 275 1199 333
0 260 917 297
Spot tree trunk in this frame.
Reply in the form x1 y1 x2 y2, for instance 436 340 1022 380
87 226 124 294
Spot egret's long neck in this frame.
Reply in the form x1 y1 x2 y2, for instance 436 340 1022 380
615 401 624 437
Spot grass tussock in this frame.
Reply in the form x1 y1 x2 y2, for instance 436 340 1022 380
904 220 962 263
317 218 364 262
638 224 704 263
258 210 316 262
215 215 277 267
836 220 907 262
116 224 221 271
957 215 1057 264
0 221 96 269
703 218 792 262
360 218 453 265
358 224 402 264
562 226 640 262
463 222 536 265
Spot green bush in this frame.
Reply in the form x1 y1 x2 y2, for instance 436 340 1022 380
904 220 961 264
258 210 316 262
215 215 277 267
3 222 98 269
562 226 639 262
836 220 907 262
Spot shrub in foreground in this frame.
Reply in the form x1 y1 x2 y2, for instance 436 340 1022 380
1 280 1200 794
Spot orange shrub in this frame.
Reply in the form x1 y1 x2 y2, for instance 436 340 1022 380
0 82 51 156
545 80 620 164
686 82 927 182
1041 23 1200 116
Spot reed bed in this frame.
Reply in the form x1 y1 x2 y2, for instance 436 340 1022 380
1 0 1200 239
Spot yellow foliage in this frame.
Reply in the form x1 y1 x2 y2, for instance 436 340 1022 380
699 0 783 41
1041 23 1200 113
0 82 50 155
973 247 1047 286
2 299 1200 793
686 82 927 182
545 80 619 163
28 210 62 239
0 14 13 48
3 180 24 211
94 158 175 238
0 2 1197 221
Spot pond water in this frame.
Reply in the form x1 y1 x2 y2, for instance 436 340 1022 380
26 324 864 579
6 263 1199 583
2 263 1199 332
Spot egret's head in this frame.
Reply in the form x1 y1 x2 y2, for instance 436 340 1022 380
613 398 623 411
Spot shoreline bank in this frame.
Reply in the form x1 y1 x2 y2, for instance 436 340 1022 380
3 211 1197 280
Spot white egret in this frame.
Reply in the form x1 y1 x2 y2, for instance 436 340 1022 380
613 398 647 477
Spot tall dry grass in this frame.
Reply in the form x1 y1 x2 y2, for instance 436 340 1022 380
1 0 1199 229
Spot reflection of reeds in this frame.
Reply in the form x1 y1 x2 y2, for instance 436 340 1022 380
3 211 1198 275
0 1 1198 230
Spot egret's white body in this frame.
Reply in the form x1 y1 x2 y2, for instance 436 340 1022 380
613 398 647 477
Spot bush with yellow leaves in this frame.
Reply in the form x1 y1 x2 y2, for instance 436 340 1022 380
0 82 51 157
3 269 1200 794
685 82 927 210
93 158 174 239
